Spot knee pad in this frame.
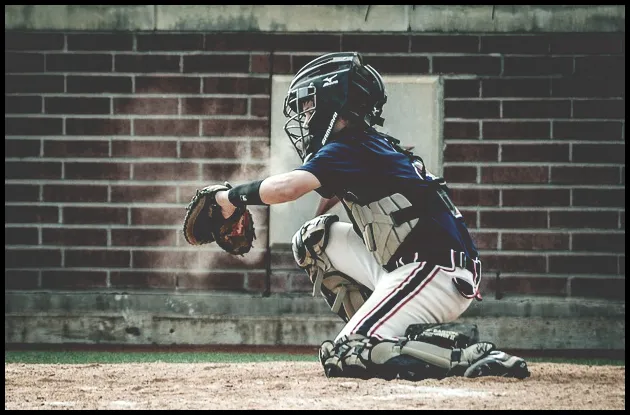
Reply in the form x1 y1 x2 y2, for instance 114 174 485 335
319 333 495 381
292 215 372 322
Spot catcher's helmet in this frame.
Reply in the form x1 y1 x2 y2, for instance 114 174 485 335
283 52 387 163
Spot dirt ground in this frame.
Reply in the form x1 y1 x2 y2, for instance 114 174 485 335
4 361 625 410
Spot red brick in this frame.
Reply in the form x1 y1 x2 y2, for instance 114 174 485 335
480 34 549 54
44 140 109 158
573 100 625 119
573 144 625 164
111 140 177 158
111 185 177 203
483 79 551 98
5 139 40 158
41 271 107 290
5 52 44 72
203 77 269 94
353 56 429 75
480 255 546 273
176 272 246 291
573 189 625 208
250 98 270 117
65 162 130 180
620 212 625 229
134 119 199 136
131 250 198 269
290 272 315 292
482 166 548 184
443 122 479 139
183 54 250 73
5 75 64 93
444 143 498 163
110 271 174 289
549 255 617 274
45 97 110 115
251 141 270 160
182 98 247 116
46 53 112 72
5 96 42 114
503 188 570 207
550 211 618 229
67 33 132 51
502 100 571 119
551 166 619 185
553 121 623 141
444 100 500 119
480 211 547 229
202 119 268 137
245 272 267 293
204 33 274 51
268 33 341 52
434 57 500 75
111 229 176 246
131 207 182 226
5 205 58 224
5 249 61 268
271 251 299 269
5 270 39 290
43 184 108 203
449 188 499 207
552 77 622 98
66 249 130 268
250 54 291 74
483 121 550 139
113 98 178 115
5 32 64 50
343 34 409 53
66 118 131 136
42 228 107 246
180 140 243 159
201 162 268 182
133 162 199 181
137 34 204 51
67 76 132 93
5 117 62 136
5 184 39 202
136 76 200 94
269 271 290 293
502 233 569 251
573 233 625 254
574 56 625 78
569 277 625 300
491 276 568 297
458 209 477 229
503 57 572 76
115 54 180 73
442 166 477 183
411 35 478 53
444 80 480 98
501 144 569 162
5 227 38 245
469 232 498 250
63 207 127 225
550 33 624 55
6 161 61 180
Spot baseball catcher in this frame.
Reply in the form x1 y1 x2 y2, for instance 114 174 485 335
208 52 530 381
182 182 256 256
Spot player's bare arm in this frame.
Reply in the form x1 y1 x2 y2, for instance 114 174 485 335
215 170 321 219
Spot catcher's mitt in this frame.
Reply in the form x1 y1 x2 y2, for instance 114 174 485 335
182 182 256 256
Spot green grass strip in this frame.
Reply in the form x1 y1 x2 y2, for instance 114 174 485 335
4 351 624 366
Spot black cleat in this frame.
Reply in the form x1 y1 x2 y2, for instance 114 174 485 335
464 350 530 379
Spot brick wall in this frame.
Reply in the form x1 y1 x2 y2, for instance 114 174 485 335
5 31 625 299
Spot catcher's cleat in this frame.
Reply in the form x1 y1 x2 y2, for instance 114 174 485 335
464 350 530 379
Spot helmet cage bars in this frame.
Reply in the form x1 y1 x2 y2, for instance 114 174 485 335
283 84 317 163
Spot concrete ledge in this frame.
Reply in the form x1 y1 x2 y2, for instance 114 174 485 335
5 291 625 350
5 5 625 32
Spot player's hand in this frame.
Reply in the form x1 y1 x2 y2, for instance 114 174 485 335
215 190 237 219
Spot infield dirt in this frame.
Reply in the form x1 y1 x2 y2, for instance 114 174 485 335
4 361 625 410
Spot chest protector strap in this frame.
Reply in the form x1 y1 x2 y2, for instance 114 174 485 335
343 193 419 267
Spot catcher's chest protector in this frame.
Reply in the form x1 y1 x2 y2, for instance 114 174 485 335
342 193 418 267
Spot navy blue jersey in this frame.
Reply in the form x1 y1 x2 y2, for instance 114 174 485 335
295 126 479 270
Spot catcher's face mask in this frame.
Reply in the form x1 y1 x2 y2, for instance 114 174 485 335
283 84 317 163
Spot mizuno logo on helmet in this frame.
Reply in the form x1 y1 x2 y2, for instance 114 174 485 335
322 74 338 87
